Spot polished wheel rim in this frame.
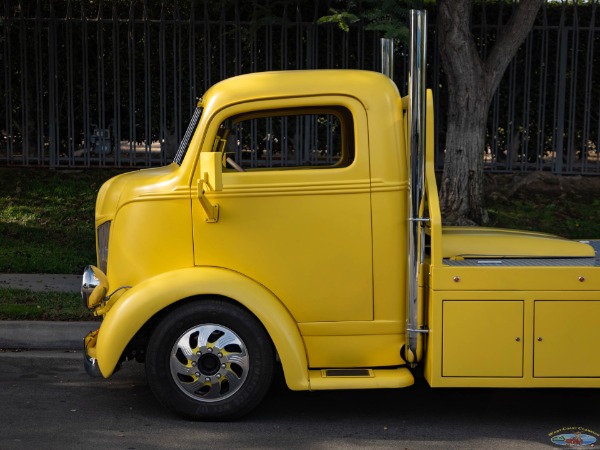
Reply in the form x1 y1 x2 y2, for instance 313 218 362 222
169 324 249 402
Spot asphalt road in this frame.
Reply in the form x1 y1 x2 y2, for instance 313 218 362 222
0 350 598 449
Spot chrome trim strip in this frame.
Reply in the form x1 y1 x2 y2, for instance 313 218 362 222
406 328 430 334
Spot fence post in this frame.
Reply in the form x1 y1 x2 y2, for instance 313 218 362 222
555 25 568 174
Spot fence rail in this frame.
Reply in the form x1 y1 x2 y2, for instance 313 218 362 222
1 0 599 174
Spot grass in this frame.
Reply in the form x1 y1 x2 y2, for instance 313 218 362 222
489 198 600 239
0 168 129 274
484 173 600 239
0 288 96 321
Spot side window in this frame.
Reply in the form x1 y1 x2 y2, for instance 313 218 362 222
218 107 354 171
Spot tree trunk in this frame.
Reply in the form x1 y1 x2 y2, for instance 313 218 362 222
437 0 544 225
440 89 490 225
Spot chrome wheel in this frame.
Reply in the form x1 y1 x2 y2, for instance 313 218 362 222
146 299 274 420
170 324 249 402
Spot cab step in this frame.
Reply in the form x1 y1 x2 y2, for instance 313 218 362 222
308 367 414 390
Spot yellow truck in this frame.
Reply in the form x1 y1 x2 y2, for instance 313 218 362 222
81 12 600 420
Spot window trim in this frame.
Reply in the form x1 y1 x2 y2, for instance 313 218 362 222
217 105 355 171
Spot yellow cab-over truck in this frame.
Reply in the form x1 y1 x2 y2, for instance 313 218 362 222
81 11 600 420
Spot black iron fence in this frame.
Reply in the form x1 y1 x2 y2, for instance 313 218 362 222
1 0 599 174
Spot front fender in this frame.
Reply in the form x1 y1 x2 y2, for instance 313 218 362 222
96 266 309 390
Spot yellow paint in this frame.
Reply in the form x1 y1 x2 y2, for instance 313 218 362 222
443 226 594 259
425 289 600 388
430 265 600 292
442 300 523 377
303 334 405 368
93 164 194 292
534 301 600 377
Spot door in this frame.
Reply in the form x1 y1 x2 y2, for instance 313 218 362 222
534 301 600 377
443 300 524 377
192 98 373 323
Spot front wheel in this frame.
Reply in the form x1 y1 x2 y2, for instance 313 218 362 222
145 299 274 420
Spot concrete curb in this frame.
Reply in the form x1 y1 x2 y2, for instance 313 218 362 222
0 321 98 351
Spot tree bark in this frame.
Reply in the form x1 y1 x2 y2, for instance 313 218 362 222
437 0 543 225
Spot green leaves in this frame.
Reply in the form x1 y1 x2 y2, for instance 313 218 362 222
317 0 418 41
317 9 360 32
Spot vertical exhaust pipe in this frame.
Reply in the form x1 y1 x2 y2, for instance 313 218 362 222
406 10 428 364
380 38 394 80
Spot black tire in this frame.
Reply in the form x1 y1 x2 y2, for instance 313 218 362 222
145 299 274 421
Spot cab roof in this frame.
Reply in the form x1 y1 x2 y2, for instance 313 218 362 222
200 70 401 111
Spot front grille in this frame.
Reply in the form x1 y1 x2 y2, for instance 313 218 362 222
97 221 111 274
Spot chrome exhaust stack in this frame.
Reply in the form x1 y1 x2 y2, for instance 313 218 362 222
380 37 394 79
406 10 428 364
379 11 428 365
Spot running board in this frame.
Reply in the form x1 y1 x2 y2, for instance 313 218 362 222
308 367 414 390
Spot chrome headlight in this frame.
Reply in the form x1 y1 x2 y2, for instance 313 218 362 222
81 265 99 299
97 221 111 274
81 265 108 309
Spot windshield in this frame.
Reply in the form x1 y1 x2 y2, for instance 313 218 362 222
173 106 203 165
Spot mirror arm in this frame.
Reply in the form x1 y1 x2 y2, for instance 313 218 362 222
198 173 219 223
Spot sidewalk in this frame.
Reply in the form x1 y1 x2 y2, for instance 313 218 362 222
0 273 81 293
0 273 94 351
